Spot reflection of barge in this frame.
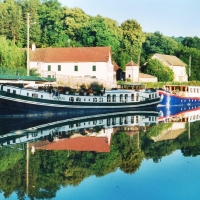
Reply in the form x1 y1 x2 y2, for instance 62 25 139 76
0 110 159 150
158 104 200 123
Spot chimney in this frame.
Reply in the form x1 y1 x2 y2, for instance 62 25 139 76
32 43 36 51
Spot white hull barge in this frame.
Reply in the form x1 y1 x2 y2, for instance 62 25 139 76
0 83 161 116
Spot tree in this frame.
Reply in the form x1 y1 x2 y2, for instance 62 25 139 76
143 58 174 82
0 36 26 75
120 19 145 62
182 36 200 50
0 0 23 44
77 15 122 53
38 0 67 47
142 32 181 63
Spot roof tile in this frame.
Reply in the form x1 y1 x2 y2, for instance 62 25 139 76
30 47 111 63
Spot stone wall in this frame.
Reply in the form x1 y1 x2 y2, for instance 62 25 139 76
55 75 117 89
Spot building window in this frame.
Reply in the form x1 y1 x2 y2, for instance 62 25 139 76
58 65 61 71
48 65 51 71
74 65 78 71
48 75 51 78
92 65 96 71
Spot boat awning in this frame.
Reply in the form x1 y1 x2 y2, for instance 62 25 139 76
0 75 56 83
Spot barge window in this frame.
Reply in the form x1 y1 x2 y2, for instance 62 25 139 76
76 97 81 102
99 119 103 124
120 117 123 125
13 90 16 94
131 116 134 124
41 95 43 98
149 94 151 99
93 97 97 102
125 94 128 102
99 98 103 102
107 118 111 126
112 118 116 125
107 94 111 102
120 94 123 102
32 93 38 98
112 94 116 102
131 94 134 101
136 93 139 101
27 93 29 96
7 89 10 93
69 97 74 102
136 116 139 123
124 116 128 124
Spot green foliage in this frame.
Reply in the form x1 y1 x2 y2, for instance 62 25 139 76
77 15 122 53
120 19 145 62
30 68 40 76
147 123 172 138
176 46 200 81
144 58 174 82
182 36 200 50
0 36 26 74
142 32 181 63
38 0 67 47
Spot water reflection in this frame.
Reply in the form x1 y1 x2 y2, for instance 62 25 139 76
0 107 200 199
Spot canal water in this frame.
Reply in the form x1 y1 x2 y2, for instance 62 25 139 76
0 104 200 200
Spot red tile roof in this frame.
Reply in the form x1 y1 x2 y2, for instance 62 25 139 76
113 61 120 71
34 136 110 152
126 60 138 66
30 46 111 63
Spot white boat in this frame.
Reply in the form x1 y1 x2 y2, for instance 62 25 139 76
0 83 160 116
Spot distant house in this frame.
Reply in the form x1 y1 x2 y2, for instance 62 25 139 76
29 46 114 83
152 53 188 82
125 60 157 83
125 60 139 82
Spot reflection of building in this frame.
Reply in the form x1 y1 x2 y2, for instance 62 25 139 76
155 106 200 142
0 111 159 151
152 122 186 142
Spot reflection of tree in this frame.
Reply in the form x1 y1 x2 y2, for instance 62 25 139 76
2 122 200 199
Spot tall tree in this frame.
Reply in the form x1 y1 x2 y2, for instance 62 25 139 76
182 36 200 50
0 36 26 75
120 19 145 63
0 0 23 44
38 0 67 47
78 15 122 52
142 32 181 62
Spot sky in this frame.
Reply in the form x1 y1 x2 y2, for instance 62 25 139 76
59 0 200 38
